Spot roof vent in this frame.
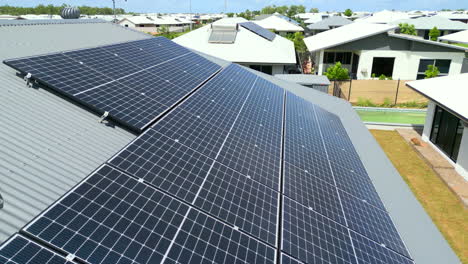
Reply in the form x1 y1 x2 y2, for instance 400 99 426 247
60 7 80 19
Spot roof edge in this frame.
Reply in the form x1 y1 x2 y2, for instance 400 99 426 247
0 19 107 27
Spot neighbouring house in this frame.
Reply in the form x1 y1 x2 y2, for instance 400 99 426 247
391 16 468 40
306 16 352 36
304 23 468 80
439 29 468 45
436 11 468 24
354 10 421 24
118 16 192 33
174 17 297 75
274 74 331 93
0 18 461 264
406 74 468 180
254 14 304 36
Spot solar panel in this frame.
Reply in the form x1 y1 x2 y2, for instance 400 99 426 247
339 191 410 257
4 38 222 132
239 22 276 41
24 165 190 264
351 232 414 264
165 209 276 264
109 130 213 203
194 162 278 246
282 197 357 264
283 162 346 225
281 254 304 264
0 234 74 264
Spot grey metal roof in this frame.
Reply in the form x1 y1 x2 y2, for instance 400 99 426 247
392 16 468 30
245 67 460 264
274 74 331 85
0 19 106 27
307 16 352 30
388 32 468 51
0 21 147 243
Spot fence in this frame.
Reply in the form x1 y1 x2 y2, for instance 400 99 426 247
329 79 428 104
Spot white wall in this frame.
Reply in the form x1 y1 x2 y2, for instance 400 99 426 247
356 50 465 80
241 64 286 75
422 101 436 141
455 125 468 181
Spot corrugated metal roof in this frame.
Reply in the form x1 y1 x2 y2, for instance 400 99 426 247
439 29 468 44
0 21 148 243
307 16 352 30
391 16 468 30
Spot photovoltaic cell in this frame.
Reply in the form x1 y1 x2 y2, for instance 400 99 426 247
239 22 276 41
165 209 276 264
283 162 346 225
339 191 410 257
109 130 213 203
24 165 189 264
0 235 74 264
282 197 357 264
351 232 413 264
195 162 278 246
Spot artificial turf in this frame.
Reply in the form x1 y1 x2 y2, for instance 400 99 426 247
356 110 426 124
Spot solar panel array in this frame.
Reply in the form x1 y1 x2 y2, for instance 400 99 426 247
4 37 221 132
239 22 276 41
2 39 413 263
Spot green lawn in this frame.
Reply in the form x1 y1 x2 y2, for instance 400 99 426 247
356 110 426 124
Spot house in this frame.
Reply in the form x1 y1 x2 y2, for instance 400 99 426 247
306 16 352 35
304 23 468 79
118 15 192 33
391 16 468 40
274 74 330 93
173 17 297 75
354 10 420 24
406 74 468 180
0 18 461 264
254 14 304 36
436 11 468 24
439 30 468 45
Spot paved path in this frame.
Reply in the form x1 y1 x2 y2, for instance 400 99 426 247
396 128 468 208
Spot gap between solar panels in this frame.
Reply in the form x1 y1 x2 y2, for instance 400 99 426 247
3 37 222 133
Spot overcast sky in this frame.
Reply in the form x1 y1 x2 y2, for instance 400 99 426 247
2 0 467 13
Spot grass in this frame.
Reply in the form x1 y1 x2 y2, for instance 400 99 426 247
454 43 468 48
356 110 426 124
370 130 468 264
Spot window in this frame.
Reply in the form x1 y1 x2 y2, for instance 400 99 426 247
430 106 464 162
249 65 273 75
371 57 395 77
323 52 352 64
416 59 451 79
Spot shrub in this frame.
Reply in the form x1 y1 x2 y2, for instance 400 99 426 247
382 98 394 107
324 62 349 80
371 73 376 78
378 74 387 80
425 65 439 79
356 97 377 107
429 27 440 41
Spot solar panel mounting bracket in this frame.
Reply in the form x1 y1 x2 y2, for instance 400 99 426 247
23 72 32 87
99 111 110 123
65 254 76 261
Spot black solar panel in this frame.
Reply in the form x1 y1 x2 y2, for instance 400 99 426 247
194 162 278 246
109 130 213 203
282 197 357 264
165 209 276 264
0 234 74 264
4 38 222 132
350 232 413 264
24 165 190 264
281 254 304 264
239 22 276 41
339 192 410 257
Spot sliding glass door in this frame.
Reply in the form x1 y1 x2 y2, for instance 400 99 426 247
430 106 464 162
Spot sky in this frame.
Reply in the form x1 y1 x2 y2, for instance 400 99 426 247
2 0 467 14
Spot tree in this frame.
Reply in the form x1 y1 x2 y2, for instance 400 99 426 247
226 12 234 17
343 9 353 17
425 65 439 78
429 26 440 41
324 62 349 80
310 8 319 13
286 32 307 53
399 23 417 35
